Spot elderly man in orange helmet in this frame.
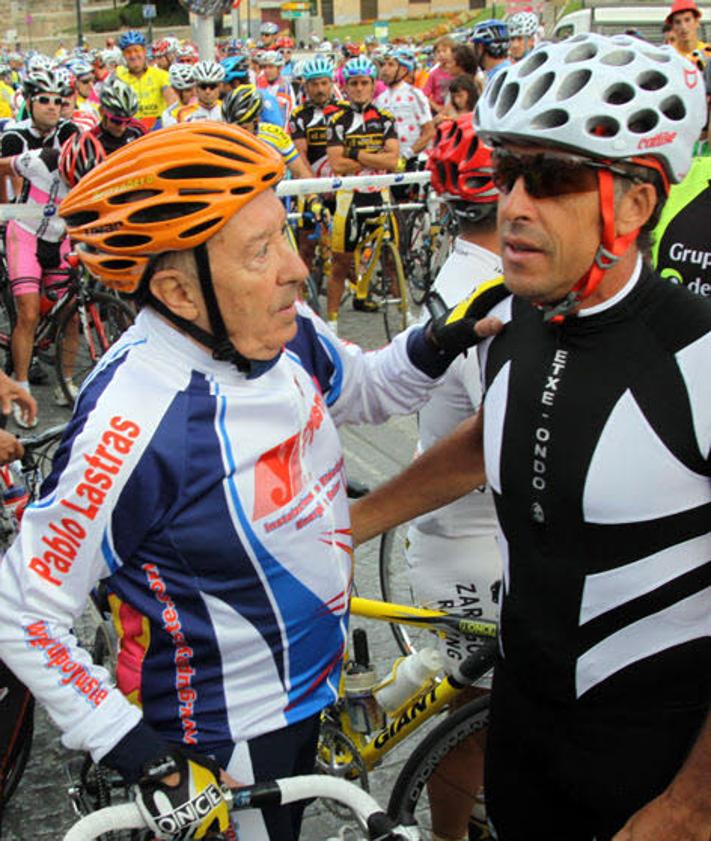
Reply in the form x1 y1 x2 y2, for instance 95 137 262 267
0 121 491 841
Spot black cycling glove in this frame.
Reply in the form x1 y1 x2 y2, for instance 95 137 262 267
134 748 232 840
425 275 508 360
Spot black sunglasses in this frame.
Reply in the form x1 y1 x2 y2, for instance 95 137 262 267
34 95 63 106
491 149 646 200
197 82 219 90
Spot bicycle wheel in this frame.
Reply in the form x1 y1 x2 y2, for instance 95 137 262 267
370 241 408 343
387 696 490 841
379 524 436 657
403 210 433 305
54 292 134 406
0 698 33 807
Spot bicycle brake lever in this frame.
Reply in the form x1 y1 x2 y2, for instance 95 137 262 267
424 290 448 321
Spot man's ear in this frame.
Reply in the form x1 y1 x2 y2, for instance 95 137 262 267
149 269 201 322
616 181 658 236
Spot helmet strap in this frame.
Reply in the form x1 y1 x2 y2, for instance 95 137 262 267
145 243 256 376
541 169 639 323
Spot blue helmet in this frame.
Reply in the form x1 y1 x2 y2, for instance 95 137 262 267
118 30 147 50
220 54 250 82
392 48 416 73
471 19 510 58
342 56 377 80
302 56 334 80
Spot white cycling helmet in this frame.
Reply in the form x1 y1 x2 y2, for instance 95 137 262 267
508 11 538 38
193 60 226 84
169 62 196 89
27 54 54 74
260 50 284 67
475 33 706 184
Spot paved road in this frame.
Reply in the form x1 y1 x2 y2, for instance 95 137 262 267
2 300 429 840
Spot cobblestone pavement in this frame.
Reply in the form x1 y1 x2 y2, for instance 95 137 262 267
2 299 432 840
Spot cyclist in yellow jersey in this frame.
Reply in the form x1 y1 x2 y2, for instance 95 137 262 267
115 30 175 130
222 85 313 178
0 65 14 120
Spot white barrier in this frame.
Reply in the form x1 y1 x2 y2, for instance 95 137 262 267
0 171 434 223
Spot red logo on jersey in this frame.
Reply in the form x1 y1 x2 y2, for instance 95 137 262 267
253 392 326 520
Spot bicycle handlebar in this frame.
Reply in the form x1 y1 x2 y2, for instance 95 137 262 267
18 423 68 452
63 775 417 841
354 203 423 215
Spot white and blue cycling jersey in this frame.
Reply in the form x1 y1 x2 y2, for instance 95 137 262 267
0 302 448 781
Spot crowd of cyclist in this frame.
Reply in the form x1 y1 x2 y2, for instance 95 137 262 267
0 6 709 430
0 3 707 840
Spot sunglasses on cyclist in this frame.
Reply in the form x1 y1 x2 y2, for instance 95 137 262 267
104 112 132 126
34 95 63 107
197 82 219 90
491 149 603 199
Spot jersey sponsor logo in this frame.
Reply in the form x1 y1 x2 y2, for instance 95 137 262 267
637 130 676 150
28 416 141 587
253 390 326 520
143 563 198 745
668 242 711 272
530 349 569 519
24 619 110 707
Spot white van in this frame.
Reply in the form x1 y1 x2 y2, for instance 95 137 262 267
552 5 711 44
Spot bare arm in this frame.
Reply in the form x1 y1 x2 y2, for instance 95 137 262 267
612 711 711 841
162 86 177 106
327 143 361 175
350 411 485 546
287 151 314 180
357 137 399 172
411 120 435 155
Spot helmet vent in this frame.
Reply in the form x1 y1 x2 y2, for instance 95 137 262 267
642 49 671 64
128 202 209 223
63 211 100 227
104 234 152 248
600 50 635 67
108 189 162 205
486 71 507 106
564 42 598 63
603 83 635 105
586 116 620 137
636 70 668 91
519 50 548 77
231 185 254 195
101 258 138 270
659 95 686 120
260 171 280 183
496 83 520 118
531 108 569 130
521 73 554 108
180 218 222 239
557 69 591 100
160 164 243 179
627 109 659 134
208 147 253 165
179 188 224 196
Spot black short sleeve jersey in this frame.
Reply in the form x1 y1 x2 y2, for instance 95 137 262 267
478 265 711 714
90 120 146 156
288 98 346 166
325 102 397 155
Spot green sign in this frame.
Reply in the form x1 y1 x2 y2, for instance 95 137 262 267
374 19 389 42
282 9 306 17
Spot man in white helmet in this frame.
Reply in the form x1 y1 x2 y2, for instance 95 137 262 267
351 34 710 841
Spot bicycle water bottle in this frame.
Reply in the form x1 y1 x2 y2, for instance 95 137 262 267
373 647 444 714
2 461 29 524
343 629 384 734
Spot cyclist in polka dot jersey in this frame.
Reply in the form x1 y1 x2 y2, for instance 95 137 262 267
374 48 434 165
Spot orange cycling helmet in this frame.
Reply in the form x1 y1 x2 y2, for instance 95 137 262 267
61 121 285 293
426 114 498 222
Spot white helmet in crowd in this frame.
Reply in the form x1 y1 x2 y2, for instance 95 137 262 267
193 60 226 84
475 33 706 184
169 62 196 90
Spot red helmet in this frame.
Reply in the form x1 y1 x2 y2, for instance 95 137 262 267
275 36 294 50
666 0 701 23
59 132 107 188
426 115 498 219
